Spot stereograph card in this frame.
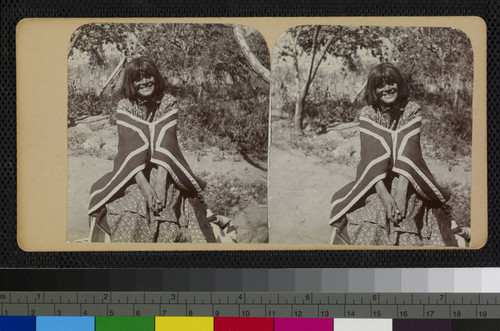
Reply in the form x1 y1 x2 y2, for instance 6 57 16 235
16 17 487 252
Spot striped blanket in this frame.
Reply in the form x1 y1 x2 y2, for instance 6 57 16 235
330 115 451 227
89 106 206 216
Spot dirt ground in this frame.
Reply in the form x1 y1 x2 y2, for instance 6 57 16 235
66 116 268 243
268 119 472 245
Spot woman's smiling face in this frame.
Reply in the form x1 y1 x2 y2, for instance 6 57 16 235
133 76 155 98
376 82 398 106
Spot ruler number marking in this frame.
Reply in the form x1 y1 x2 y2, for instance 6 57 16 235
1 292 499 319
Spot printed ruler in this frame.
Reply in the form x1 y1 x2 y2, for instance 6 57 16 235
0 292 499 319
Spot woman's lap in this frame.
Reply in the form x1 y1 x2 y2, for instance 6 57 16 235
346 221 444 247
105 182 205 243
345 180 445 247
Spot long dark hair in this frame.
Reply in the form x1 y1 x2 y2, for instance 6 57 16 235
364 63 409 107
121 57 167 100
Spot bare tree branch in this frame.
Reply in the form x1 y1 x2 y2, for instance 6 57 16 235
97 57 126 97
292 26 303 86
310 32 338 82
305 26 321 87
68 28 82 57
232 25 270 84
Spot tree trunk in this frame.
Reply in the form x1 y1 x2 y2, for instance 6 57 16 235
68 28 82 57
293 26 320 134
97 57 126 97
452 73 462 110
351 84 366 121
197 84 203 102
294 84 309 134
232 25 270 84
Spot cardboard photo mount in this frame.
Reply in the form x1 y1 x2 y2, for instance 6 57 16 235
16 17 487 251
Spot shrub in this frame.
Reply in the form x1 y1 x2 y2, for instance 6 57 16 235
422 103 472 161
68 85 119 126
201 173 267 216
444 180 471 228
176 88 268 159
67 131 89 152
68 89 100 124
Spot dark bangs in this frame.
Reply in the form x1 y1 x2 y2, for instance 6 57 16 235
129 64 155 83
372 74 396 89
364 63 409 106
121 57 167 99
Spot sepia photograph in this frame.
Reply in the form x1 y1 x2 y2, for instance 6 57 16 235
66 23 270 244
269 25 473 247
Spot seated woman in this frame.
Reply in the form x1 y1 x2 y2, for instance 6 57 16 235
329 63 459 247
88 57 235 243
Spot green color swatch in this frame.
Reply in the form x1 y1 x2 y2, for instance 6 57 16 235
95 317 154 331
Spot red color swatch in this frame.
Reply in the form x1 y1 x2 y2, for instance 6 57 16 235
214 317 274 331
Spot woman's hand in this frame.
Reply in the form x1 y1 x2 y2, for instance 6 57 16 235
152 166 169 211
380 192 402 224
375 180 402 224
394 192 407 219
394 176 409 218
135 171 161 213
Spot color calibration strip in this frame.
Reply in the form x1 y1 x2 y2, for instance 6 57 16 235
1 292 499 319
1 316 500 331
1 269 499 292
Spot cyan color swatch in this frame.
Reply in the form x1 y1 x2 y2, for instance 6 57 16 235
36 316 94 331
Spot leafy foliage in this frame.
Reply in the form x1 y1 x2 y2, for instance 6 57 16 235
68 23 269 157
272 25 473 159
201 172 267 216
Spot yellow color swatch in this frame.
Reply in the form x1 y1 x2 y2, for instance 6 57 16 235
155 317 214 331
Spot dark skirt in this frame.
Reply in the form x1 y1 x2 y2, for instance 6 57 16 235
102 169 207 243
339 177 450 246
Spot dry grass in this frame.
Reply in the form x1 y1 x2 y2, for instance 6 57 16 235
199 171 268 243
444 180 471 228
200 172 267 216
272 119 359 166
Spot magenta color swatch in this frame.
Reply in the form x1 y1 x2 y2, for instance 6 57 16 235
274 318 333 331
